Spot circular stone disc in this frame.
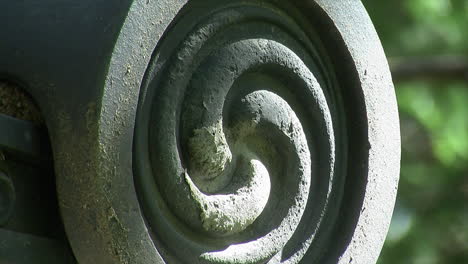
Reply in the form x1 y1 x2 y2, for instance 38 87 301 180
55 1 400 264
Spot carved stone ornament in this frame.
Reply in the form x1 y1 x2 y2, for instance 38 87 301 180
0 0 400 263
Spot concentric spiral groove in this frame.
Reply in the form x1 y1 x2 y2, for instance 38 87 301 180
134 1 346 263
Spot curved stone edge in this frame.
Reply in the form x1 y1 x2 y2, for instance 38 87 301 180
312 1 400 263
56 1 188 263
96 1 190 263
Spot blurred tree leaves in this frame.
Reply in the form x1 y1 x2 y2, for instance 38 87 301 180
362 0 468 263
398 82 468 167
364 0 468 56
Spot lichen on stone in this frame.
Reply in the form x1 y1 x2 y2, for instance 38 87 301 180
0 81 43 125
188 120 232 188
184 158 270 236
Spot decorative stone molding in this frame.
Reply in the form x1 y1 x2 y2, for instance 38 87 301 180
0 0 400 263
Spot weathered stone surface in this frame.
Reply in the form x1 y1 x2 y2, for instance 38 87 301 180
0 0 400 263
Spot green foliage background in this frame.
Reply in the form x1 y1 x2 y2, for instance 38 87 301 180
361 1 468 263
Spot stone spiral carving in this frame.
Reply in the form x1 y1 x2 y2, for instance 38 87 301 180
134 2 346 263
1 0 398 262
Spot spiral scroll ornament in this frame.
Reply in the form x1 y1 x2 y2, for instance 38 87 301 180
134 1 348 263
